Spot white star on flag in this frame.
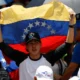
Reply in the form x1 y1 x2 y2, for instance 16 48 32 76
47 25 51 30
22 34 26 39
35 21 40 26
41 22 46 27
51 29 55 34
28 23 34 29
24 28 29 33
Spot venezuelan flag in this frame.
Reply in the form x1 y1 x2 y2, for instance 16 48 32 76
0 1 75 80
0 1 70 53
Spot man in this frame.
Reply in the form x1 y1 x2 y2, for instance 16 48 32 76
58 13 80 80
34 65 53 80
0 12 75 80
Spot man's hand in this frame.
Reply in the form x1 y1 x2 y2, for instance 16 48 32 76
69 8 76 25
70 14 76 25
66 9 75 43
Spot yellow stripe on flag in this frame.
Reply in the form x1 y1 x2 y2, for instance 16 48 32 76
0 1 73 24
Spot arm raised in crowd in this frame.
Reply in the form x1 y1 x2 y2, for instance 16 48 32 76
66 14 75 43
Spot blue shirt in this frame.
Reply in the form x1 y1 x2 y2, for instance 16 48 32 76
71 43 80 64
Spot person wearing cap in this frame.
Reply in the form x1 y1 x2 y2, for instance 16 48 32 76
0 13 75 80
34 65 54 80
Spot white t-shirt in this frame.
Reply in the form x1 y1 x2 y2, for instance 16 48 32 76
19 56 52 80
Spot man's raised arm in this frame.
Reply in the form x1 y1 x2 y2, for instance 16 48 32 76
66 13 75 43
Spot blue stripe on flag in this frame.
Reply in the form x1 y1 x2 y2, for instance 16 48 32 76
1 18 69 44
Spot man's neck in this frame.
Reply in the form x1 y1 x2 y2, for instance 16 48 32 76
29 53 41 60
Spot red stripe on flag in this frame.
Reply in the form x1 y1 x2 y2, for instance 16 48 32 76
9 36 66 53
41 36 66 53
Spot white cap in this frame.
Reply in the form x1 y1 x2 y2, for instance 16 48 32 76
69 76 80 80
35 65 53 80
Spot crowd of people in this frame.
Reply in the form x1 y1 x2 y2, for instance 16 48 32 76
0 0 80 80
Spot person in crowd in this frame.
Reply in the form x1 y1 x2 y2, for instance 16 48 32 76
58 13 80 80
59 43 80 80
0 12 75 80
34 65 54 80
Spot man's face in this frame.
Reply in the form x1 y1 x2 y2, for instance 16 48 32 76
27 39 41 55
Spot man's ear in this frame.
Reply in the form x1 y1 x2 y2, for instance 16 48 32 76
34 76 37 80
